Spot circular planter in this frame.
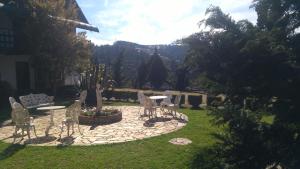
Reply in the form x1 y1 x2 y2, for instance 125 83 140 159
79 110 122 125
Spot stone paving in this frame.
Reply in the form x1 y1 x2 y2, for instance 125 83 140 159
0 106 188 146
169 138 192 145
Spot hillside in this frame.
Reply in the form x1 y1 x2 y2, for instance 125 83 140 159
92 41 188 87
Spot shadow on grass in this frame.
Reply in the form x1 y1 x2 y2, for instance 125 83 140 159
190 146 225 169
24 136 57 145
0 144 26 160
190 107 204 110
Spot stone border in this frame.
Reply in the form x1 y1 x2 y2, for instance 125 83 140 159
79 110 122 125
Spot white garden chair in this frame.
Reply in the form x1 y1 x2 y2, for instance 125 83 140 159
165 95 182 118
59 101 82 138
79 90 87 107
12 102 37 142
137 91 146 118
160 91 173 116
143 96 158 119
161 90 173 106
9 97 17 124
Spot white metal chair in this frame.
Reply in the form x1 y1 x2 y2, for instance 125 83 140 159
9 97 17 124
79 90 87 108
12 102 37 141
161 90 173 106
165 95 182 118
137 91 146 118
160 91 173 116
143 96 158 119
59 101 82 138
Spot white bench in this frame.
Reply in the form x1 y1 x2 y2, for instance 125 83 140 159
19 93 54 109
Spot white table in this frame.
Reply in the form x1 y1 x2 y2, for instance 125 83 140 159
149 96 167 106
37 106 66 136
149 96 167 100
149 96 168 117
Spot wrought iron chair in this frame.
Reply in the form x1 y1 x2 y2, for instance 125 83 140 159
12 102 37 141
143 96 158 119
59 101 82 138
160 91 173 116
161 90 173 106
79 90 87 108
137 91 146 118
165 95 182 118
9 97 17 124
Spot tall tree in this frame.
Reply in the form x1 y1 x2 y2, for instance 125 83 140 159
136 58 148 88
147 48 168 89
175 65 190 91
184 4 300 169
5 0 91 94
113 50 125 87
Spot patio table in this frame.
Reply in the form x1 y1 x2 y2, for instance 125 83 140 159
149 96 167 100
37 106 66 136
149 95 167 105
149 96 168 117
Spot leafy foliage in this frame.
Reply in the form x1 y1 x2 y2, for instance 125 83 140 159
136 58 148 88
92 41 189 89
3 0 91 93
184 3 300 169
113 51 125 87
174 65 190 91
147 49 168 89
0 81 14 108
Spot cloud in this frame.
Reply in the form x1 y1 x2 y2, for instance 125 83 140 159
77 0 257 45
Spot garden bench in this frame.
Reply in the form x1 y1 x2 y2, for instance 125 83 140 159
19 93 54 109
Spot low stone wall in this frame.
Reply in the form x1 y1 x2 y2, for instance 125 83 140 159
79 111 122 125
106 88 208 108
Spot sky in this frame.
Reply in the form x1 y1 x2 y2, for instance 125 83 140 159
76 0 257 45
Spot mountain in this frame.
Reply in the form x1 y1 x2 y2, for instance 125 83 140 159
94 41 188 63
92 41 188 87
112 41 188 62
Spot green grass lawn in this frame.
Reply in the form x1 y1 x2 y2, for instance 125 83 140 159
0 102 222 169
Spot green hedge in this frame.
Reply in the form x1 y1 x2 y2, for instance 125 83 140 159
103 90 138 102
189 95 202 108
0 81 15 108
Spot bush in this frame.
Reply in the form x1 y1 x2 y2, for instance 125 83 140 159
102 90 113 100
56 85 79 99
189 95 201 108
0 81 15 108
102 90 139 102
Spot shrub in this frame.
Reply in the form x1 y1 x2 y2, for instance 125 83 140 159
189 95 201 108
56 85 79 99
0 81 15 108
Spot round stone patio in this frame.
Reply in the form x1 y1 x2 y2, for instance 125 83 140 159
0 106 188 146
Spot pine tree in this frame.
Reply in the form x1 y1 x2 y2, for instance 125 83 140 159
147 48 168 89
113 50 124 87
136 58 148 88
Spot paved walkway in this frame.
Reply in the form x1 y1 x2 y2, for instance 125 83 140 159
0 106 187 146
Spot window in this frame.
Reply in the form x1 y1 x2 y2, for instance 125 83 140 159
0 29 14 49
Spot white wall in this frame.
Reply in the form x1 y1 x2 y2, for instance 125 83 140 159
0 55 35 90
